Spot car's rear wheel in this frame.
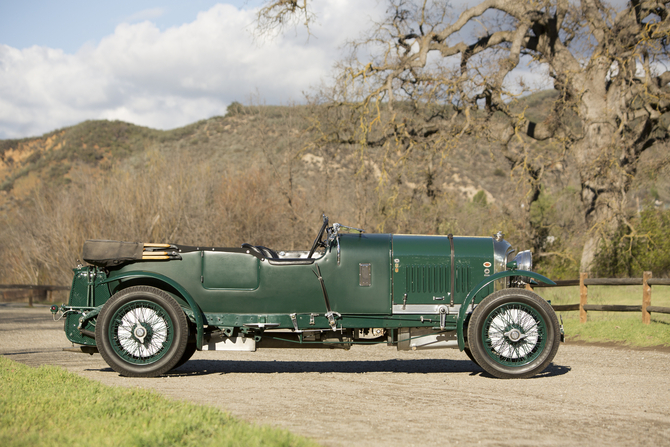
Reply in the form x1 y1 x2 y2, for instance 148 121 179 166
96 286 188 377
467 289 560 379
172 342 197 370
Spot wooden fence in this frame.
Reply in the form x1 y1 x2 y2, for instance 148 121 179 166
532 271 670 324
0 284 70 307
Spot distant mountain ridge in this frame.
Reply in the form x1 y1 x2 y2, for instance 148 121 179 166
2 94 666 216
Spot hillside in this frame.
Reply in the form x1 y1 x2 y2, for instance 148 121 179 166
0 120 203 210
0 105 519 224
1 93 669 285
0 101 565 216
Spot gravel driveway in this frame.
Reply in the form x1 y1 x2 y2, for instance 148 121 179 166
2 304 669 446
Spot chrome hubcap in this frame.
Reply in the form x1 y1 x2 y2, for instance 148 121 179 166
133 325 147 343
505 328 523 342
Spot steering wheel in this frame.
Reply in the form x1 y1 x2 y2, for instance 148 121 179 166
307 214 329 259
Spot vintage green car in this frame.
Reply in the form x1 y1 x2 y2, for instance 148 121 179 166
54 215 562 379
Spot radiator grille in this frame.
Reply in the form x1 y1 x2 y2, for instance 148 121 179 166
404 264 471 294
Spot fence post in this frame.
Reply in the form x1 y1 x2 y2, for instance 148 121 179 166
642 271 652 325
579 272 588 323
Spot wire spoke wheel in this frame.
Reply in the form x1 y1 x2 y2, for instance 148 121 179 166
96 286 188 377
482 303 546 367
467 289 560 379
110 300 174 364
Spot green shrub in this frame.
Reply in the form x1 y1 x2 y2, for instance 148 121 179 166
594 207 670 277
472 190 487 206
226 101 245 116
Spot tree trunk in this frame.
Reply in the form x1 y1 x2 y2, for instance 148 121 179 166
572 70 629 272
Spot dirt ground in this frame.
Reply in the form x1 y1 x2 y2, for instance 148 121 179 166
2 303 669 447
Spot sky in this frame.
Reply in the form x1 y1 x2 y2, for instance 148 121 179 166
0 0 555 140
0 0 387 139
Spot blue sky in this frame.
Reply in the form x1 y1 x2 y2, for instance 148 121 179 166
0 1 384 139
0 1 261 53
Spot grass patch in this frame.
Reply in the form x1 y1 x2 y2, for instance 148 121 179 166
0 357 318 447
560 316 670 346
535 285 670 347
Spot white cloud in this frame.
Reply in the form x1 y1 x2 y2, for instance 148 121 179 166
0 1 385 139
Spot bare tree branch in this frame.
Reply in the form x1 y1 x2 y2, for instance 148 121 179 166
255 0 316 38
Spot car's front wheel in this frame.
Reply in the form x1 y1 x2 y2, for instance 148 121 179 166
95 286 188 377
463 347 479 366
467 289 560 379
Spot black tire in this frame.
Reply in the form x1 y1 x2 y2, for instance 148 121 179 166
95 286 188 377
462 327 479 365
463 347 479 366
172 343 197 370
467 289 560 379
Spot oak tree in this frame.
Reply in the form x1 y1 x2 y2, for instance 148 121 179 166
258 0 670 270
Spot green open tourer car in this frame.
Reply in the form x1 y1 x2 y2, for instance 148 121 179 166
54 215 563 379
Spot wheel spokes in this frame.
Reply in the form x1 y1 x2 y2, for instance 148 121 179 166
111 301 172 363
484 303 546 364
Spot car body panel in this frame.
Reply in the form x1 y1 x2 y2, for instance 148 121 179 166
96 233 393 316
392 235 494 308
